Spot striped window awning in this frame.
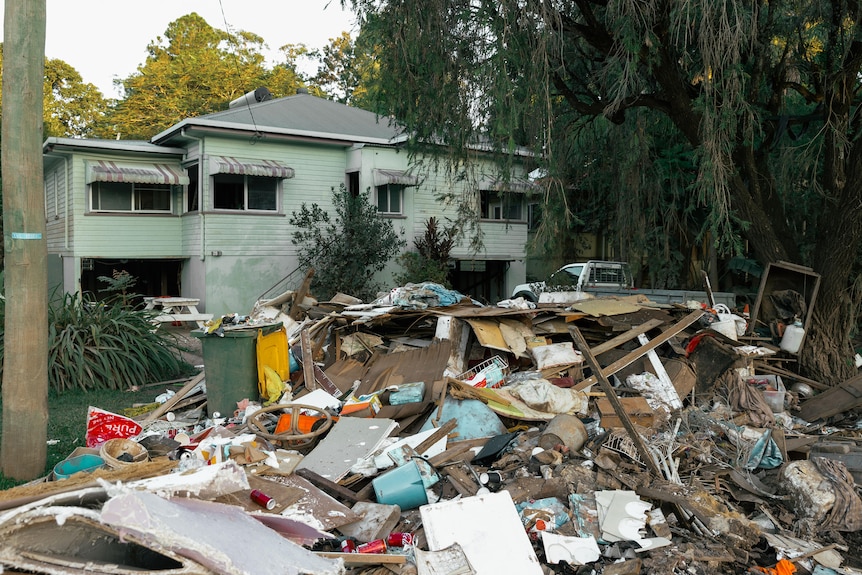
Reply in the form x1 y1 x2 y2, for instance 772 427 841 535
210 156 295 179
86 161 189 185
373 169 420 187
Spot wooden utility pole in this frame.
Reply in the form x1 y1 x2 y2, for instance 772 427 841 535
1 0 48 479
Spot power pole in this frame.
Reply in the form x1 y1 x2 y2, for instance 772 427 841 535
1 0 48 479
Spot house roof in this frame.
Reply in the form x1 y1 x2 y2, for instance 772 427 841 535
152 92 408 147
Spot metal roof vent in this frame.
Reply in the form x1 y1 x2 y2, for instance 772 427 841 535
228 87 272 109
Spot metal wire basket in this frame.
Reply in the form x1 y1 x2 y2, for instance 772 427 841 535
456 355 509 388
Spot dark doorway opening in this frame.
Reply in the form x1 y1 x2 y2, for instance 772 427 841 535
80 258 183 303
450 260 508 304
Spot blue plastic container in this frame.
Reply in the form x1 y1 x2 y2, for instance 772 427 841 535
54 454 105 480
372 460 428 510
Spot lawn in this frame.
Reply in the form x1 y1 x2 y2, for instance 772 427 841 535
0 382 186 490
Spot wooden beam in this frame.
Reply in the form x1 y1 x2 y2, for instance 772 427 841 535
143 372 206 422
589 318 665 356
569 325 662 477
289 267 315 320
300 328 318 391
296 468 359 504
573 310 704 391
414 418 457 455
753 361 829 391
315 552 407 564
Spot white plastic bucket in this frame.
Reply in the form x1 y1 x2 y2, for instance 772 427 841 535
710 304 746 340
710 318 739 340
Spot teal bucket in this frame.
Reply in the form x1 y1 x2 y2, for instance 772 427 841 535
372 460 428 510
54 454 105 480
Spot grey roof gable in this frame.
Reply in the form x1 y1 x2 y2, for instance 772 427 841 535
154 93 406 144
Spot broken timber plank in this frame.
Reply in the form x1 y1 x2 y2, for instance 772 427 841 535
288 268 315 320
799 373 862 421
414 418 458 455
753 361 829 391
299 328 319 391
427 443 476 467
143 371 206 422
573 310 704 391
569 325 663 477
296 468 360 504
589 318 665 356
315 552 407 564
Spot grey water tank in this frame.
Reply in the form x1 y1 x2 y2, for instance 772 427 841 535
228 87 273 109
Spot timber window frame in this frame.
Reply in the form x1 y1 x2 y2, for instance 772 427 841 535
89 181 173 214
212 174 280 212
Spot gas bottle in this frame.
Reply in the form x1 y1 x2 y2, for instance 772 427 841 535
780 320 805 354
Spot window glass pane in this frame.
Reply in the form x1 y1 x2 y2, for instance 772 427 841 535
187 165 199 212
389 185 402 213
528 202 541 230
93 181 132 211
376 185 403 214
376 186 390 212
213 174 245 210
248 176 278 211
502 193 522 220
135 184 171 211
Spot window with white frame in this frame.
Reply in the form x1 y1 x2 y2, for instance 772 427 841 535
480 190 524 221
90 181 172 213
376 183 404 215
213 174 279 211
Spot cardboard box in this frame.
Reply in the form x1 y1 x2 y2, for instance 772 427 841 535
341 393 382 417
596 396 654 429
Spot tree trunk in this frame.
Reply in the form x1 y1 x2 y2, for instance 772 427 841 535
0 0 48 480
800 135 862 385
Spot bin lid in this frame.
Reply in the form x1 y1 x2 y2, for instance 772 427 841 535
192 323 281 339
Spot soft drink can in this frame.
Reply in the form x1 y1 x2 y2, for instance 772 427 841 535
340 539 358 553
386 532 415 547
249 489 276 510
357 539 387 554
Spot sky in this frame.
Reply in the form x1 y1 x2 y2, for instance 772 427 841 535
0 0 357 98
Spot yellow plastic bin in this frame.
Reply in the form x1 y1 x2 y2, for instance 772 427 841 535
192 324 281 417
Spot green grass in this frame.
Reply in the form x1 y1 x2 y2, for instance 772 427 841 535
0 383 184 490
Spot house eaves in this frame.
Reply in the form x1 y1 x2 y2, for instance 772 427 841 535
155 118 405 148
43 137 187 157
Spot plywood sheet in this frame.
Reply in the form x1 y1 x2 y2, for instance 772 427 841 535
296 417 398 482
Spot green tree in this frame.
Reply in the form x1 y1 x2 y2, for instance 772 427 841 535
290 185 406 301
101 13 304 140
42 58 108 138
312 31 380 107
349 0 862 383
0 45 109 139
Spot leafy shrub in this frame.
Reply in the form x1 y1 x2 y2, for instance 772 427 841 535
0 292 193 392
394 217 455 287
290 185 406 301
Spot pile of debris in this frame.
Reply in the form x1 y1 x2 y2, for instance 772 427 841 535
2 275 862 575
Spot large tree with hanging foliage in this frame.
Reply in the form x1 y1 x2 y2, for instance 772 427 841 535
348 0 862 384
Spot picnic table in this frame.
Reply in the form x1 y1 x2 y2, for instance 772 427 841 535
144 297 213 329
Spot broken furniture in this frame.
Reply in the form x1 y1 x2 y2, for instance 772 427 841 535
745 261 820 353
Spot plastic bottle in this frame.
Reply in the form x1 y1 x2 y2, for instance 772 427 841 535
780 319 805 354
